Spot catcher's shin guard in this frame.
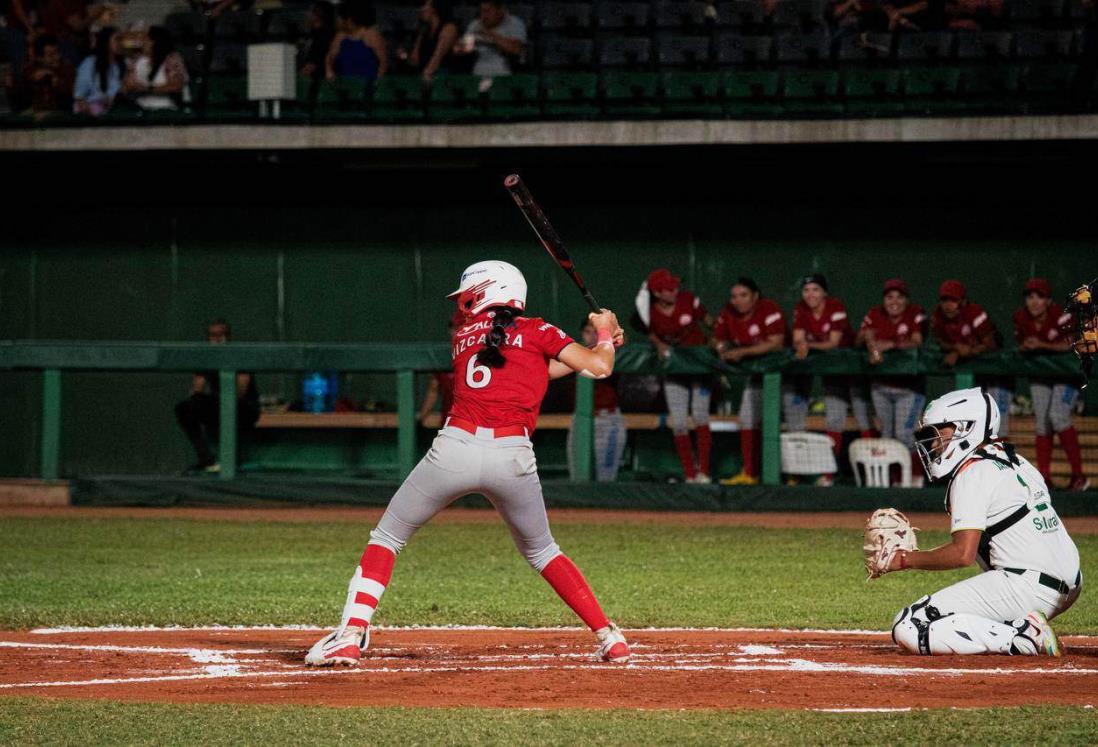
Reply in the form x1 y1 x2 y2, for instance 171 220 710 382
891 597 1035 656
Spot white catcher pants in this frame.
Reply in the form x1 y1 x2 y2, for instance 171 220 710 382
891 568 1081 655
368 426 561 572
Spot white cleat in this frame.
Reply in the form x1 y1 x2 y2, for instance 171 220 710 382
596 622 631 663
305 626 369 667
1020 611 1062 657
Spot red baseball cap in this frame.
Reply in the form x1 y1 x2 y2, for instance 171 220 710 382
1024 278 1052 297
938 279 966 301
883 278 909 296
647 268 681 293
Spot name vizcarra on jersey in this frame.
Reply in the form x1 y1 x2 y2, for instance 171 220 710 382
452 319 563 359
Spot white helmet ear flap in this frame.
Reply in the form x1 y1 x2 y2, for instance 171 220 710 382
982 389 1000 440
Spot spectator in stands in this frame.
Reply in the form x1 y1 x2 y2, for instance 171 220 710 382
325 0 386 83
635 268 713 484
407 0 458 83
301 0 335 82
454 0 526 78
944 0 1003 30
174 319 260 473
785 273 872 486
73 25 121 115
122 25 189 110
1 0 35 82
417 309 463 426
826 0 887 37
1014 278 1089 491
41 0 89 62
713 277 786 486
568 317 627 483
882 0 945 30
19 33 75 115
858 278 927 485
931 278 1011 435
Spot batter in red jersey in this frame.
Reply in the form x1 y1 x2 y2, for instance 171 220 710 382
307 260 631 666
635 268 714 483
711 277 786 485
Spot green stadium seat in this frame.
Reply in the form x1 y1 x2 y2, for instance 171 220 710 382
205 74 250 115
842 69 903 116
542 72 601 118
310 77 372 120
960 64 1022 112
485 74 542 120
902 66 963 113
723 70 782 116
1022 62 1075 110
781 69 842 115
428 75 485 122
372 75 427 121
601 71 663 116
661 71 723 116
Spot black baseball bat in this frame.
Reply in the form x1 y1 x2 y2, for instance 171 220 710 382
504 174 601 313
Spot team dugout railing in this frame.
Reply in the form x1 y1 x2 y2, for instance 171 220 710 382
0 342 1083 484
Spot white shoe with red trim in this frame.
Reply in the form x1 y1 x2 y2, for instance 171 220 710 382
596 622 631 663
1015 611 1062 657
305 626 369 666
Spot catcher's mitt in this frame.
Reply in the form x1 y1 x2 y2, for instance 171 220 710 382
863 508 918 580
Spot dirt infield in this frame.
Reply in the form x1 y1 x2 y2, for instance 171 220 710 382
2 627 1096 710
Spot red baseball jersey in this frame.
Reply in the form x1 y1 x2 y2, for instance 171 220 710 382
860 304 927 343
793 297 853 346
647 290 708 346
449 311 575 434
931 302 994 346
1013 302 1072 345
713 297 786 346
594 378 619 412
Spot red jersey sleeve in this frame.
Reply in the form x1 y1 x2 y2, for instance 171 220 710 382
827 299 850 331
759 298 785 337
692 294 708 322
1012 308 1029 344
792 302 808 332
713 307 733 342
525 318 575 359
967 303 991 335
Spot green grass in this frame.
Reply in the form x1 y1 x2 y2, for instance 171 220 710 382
1 700 1097 745
1 516 1095 632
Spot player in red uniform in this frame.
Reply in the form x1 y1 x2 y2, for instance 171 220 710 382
930 279 1011 436
416 310 464 425
712 277 786 485
1013 278 1088 491
786 274 872 485
635 268 714 483
306 260 632 666
858 278 927 484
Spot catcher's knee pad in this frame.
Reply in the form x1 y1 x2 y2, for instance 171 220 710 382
891 595 941 655
367 526 406 555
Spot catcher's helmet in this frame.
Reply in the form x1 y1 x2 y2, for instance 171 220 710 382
914 387 1000 482
448 260 527 318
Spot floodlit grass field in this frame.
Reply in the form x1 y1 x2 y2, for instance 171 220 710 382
2 511 1096 745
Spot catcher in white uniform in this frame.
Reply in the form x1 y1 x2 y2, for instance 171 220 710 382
867 387 1082 656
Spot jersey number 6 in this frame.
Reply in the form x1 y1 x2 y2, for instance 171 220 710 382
466 356 492 389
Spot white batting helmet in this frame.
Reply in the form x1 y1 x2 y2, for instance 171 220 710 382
448 260 527 318
914 387 1000 482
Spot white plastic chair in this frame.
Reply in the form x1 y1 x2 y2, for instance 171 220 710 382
849 438 912 488
780 432 838 476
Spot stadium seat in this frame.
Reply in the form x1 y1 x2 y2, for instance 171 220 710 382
597 36 652 67
540 36 596 67
774 30 830 64
769 1 803 30
428 74 485 121
310 77 371 118
656 35 713 68
842 68 903 114
540 2 594 32
165 11 208 44
960 63 1023 110
377 3 421 39
595 1 652 31
661 71 723 115
719 0 766 30
896 31 955 61
205 74 250 114
601 71 662 115
955 31 1014 60
781 69 842 114
485 73 542 118
1014 29 1075 59
371 75 427 120
1066 0 1091 22
835 32 894 63
654 1 714 30
902 66 963 112
715 33 774 65
723 70 783 115
1008 0 1063 26
1022 62 1075 108
542 71 601 117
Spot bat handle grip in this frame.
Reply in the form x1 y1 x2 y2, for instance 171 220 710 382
582 293 601 314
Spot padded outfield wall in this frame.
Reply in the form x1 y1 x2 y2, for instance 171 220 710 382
0 142 1095 477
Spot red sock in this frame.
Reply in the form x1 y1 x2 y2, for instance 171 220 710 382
826 431 842 455
673 433 697 479
695 425 712 476
540 554 610 632
1035 434 1053 483
346 543 396 629
741 428 759 477
1058 427 1085 477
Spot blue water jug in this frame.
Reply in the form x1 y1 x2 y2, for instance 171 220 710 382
303 372 329 413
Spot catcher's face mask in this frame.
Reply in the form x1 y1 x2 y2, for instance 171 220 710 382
914 421 968 481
